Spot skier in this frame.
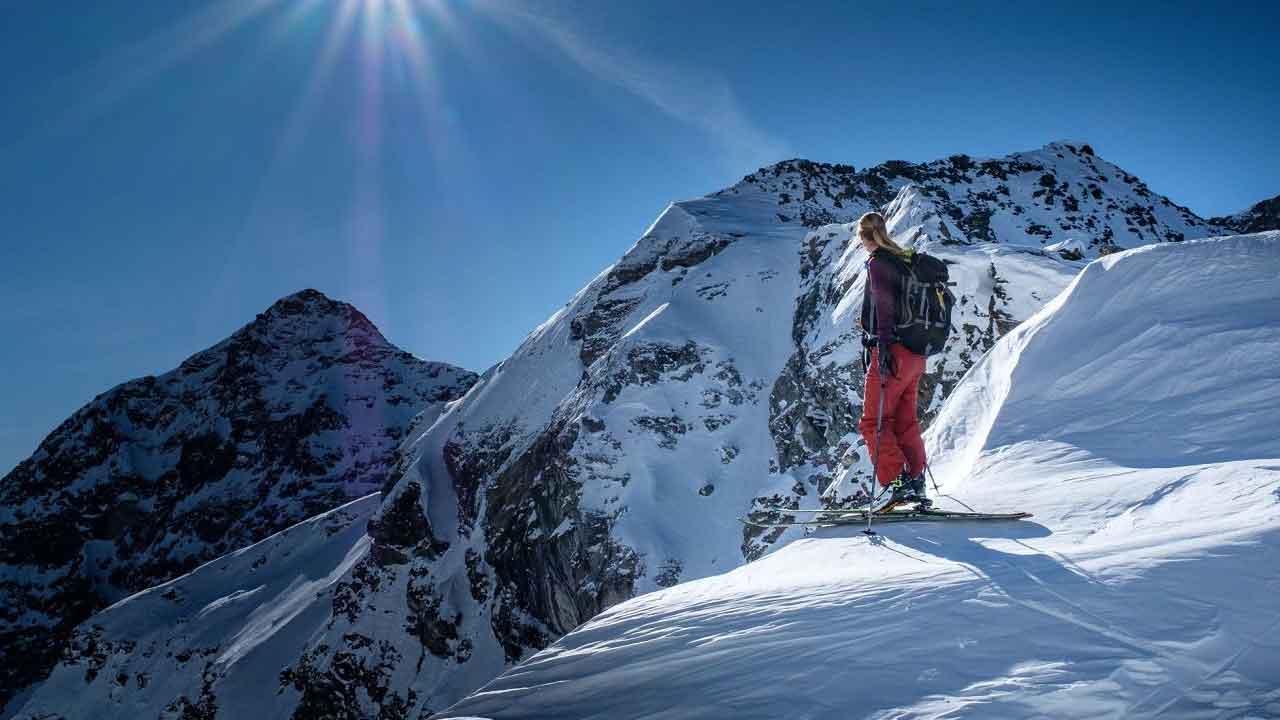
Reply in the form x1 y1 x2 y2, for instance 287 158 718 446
856 211 931 511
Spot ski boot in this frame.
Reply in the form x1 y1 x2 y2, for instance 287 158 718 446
896 470 933 510
857 476 911 513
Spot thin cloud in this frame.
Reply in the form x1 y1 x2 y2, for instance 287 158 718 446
482 3 789 173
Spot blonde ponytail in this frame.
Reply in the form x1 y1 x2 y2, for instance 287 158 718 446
857 211 908 256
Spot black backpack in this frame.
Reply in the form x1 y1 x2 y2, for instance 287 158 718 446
867 251 956 357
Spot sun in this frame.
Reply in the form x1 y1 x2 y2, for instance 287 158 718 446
212 0 468 174
84 0 462 145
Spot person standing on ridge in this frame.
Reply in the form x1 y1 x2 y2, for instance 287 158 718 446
856 211 931 511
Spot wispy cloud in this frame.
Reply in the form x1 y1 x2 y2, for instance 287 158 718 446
480 3 789 173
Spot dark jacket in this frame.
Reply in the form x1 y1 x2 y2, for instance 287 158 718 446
860 249 905 349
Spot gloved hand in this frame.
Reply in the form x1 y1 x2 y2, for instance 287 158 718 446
878 344 896 379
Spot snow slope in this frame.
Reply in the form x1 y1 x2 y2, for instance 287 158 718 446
440 232 1280 719
12 494 379 720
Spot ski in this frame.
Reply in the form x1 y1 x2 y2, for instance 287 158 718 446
739 508 1032 529
744 499 909 519
783 506 906 514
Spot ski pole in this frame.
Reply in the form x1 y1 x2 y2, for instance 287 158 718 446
864 261 886 537
925 462 975 512
866 368 886 537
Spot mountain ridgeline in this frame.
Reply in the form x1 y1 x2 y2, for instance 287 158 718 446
5 142 1278 719
1211 192 1280 234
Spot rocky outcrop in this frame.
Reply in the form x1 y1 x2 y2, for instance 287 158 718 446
718 141 1212 252
1211 194 1280 234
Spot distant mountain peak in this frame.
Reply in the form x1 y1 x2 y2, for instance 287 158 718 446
1211 193 1280 234
0 288 477 709
1041 138 1096 155
266 287 342 313
244 288 379 333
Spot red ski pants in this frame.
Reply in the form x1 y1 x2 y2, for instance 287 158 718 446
859 344 927 488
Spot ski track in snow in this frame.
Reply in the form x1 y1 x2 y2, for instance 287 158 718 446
441 233 1280 720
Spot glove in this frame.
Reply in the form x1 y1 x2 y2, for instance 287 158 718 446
878 345 896 379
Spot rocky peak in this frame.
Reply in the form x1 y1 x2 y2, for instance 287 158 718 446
1045 139 1095 154
0 290 477 712
704 141 1214 254
265 286 346 314
251 288 383 342
1211 193 1280 234
208 288 396 370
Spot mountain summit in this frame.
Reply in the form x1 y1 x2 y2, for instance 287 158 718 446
1211 193 1280 235
716 140 1210 250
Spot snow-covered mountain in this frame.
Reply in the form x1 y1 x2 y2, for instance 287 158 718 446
439 231 1280 719
8 143 1278 719
0 290 475 713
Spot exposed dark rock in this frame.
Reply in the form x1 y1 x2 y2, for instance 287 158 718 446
465 549 490 603
482 413 644 656
602 341 707 403
1210 194 1280 234
571 297 645 367
654 559 683 588
443 424 517 535
367 481 440 565
279 637 416 720
702 414 735 432
631 415 690 449
405 566 461 658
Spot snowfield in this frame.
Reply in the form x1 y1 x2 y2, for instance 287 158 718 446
440 232 1280 719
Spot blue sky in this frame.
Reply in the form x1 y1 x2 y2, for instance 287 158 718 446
1 0 1276 472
